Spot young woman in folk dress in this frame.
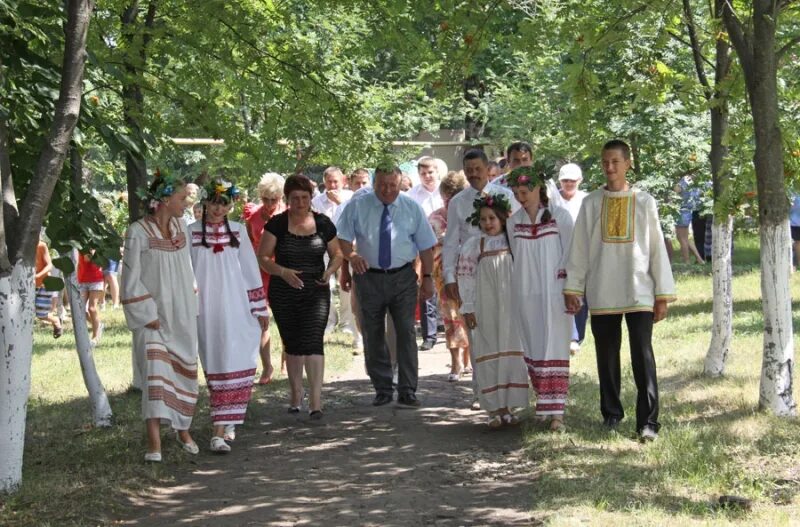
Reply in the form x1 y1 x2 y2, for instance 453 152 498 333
190 179 268 453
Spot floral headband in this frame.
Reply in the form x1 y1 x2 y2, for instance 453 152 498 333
138 168 184 210
202 179 240 204
466 192 513 226
504 162 557 189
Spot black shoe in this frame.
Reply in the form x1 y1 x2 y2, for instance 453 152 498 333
603 416 621 430
419 339 437 351
372 393 393 406
397 393 421 407
288 406 300 414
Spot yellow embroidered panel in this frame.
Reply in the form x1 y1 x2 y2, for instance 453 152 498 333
601 195 635 243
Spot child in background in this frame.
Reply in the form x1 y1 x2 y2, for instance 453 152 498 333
35 233 63 338
77 250 104 346
457 193 529 428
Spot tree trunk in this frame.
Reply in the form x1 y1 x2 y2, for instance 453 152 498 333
0 264 35 493
0 0 93 493
723 0 795 415
64 253 113 426
704 11 734 376
121 2 156 224
758 222 795 414
704 216 733 376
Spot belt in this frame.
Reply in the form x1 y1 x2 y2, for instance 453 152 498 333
367 262 412 274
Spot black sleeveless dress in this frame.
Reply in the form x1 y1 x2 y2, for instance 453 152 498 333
265 211 336 356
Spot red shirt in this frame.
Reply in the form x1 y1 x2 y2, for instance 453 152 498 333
77 253 104 284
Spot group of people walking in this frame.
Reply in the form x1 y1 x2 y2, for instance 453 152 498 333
120 138 677 462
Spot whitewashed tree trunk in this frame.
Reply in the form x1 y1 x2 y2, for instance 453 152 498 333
704 215 734 376
0 264 35 493
758 222 796 415
64 254 112 427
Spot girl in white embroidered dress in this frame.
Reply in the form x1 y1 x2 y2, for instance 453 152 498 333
457 194 529 429
190 180 268 453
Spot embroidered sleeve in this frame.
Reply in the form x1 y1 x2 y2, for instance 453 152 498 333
236 223 269 317
564 199 590 296
120 223 159 329
456 236 480 314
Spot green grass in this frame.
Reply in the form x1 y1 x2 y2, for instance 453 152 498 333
524 234 800 526
0 307 355 526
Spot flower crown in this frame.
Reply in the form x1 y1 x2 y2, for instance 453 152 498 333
466 192 513 226
137 168 183 210
202 179 240 204
504 161 556 189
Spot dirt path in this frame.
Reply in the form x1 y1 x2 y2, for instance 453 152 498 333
121 344 536 526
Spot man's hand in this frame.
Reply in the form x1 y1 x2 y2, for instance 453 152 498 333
444 282 460 306
419 276 434 300
564 294 582 315
349 253 369 274
339 265 353 292
653 299 668 323
326 190 342 205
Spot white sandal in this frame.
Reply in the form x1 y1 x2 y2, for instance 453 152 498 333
487 415 503 429
144 452 162 463
210 436 231 454
176 432 199 455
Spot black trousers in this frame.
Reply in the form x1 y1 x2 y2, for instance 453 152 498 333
591 311 660 432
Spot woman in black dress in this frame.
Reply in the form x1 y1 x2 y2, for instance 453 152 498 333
258 175 343 419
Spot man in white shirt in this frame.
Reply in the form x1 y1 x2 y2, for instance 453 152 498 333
407 157 445 350
312 167 358 340
552 163 589 354
442 149 517 406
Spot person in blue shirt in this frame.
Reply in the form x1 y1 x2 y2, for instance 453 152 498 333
790 193 800 272
337 166 437 407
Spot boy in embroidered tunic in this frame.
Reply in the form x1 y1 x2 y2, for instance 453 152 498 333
191 179 268 453
457 193 529 429
564 140 676 442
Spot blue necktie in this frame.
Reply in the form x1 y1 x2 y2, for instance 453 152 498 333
379 204 392 269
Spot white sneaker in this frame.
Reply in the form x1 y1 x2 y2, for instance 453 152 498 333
640 425 658 442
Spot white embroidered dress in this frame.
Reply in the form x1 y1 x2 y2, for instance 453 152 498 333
457 233 529 412
122 217 199 430
508 206 574 416
190 221 267 425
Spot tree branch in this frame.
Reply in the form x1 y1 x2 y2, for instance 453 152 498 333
682 0 712 97
777 34 800 61
16 0 93 264
720 0 754 77
667 29 716 69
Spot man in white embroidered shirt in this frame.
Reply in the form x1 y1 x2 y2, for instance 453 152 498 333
563 139 677 443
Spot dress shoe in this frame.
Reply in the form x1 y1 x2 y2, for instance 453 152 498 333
419 339 437 351
372 393 393 406
397 393 421 407
603 416 621 431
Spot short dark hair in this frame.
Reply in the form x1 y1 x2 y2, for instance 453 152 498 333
602 139 631 160
506 141 533 159
283 174 314 197
463 148 488 165
374 166 402 180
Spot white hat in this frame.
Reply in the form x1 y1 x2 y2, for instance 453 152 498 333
558 163 583 181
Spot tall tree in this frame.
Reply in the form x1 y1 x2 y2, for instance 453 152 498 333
722 0 796 415
0 0 94 493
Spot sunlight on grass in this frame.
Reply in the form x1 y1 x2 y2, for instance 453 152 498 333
524 235 800 526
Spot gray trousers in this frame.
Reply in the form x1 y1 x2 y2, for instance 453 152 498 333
354 266 419 396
